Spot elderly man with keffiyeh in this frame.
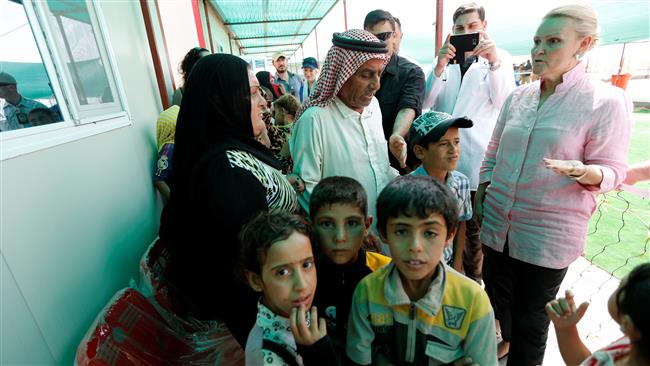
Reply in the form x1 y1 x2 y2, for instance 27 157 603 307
289 29 399 223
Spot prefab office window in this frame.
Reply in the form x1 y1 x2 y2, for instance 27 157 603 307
0 0 130 160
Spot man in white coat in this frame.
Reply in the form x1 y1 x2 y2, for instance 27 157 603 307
422 3 515 289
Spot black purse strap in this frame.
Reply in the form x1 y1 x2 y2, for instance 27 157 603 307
262 339 300 366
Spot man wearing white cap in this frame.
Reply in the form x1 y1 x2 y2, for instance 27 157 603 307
0 72 49 131
290 29 399 223
271 52 304 102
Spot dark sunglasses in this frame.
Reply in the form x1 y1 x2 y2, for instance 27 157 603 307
374 31 393 41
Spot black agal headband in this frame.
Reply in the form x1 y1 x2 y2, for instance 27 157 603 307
332 32 388 53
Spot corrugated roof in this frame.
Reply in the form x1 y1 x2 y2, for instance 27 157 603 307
210 0 338 56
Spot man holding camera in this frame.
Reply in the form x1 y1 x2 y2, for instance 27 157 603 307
423 3 514 287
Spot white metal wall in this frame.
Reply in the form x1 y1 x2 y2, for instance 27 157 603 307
0 1 163 363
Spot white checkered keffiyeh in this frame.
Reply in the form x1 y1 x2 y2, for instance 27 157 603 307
295 29 390 120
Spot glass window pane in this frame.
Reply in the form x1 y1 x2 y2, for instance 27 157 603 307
0 0 64 132
44 0 115 106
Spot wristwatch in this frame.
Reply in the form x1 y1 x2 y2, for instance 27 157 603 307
489 59 501 71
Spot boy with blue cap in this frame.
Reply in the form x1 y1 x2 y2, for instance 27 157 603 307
409 110 474 272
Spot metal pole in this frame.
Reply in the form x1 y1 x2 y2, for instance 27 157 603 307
617 42 627 76
435 0 443 52
343 0 348 31
315 27 320 61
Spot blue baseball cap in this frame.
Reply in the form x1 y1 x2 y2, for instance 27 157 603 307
302 57 319 69
409 111 473 149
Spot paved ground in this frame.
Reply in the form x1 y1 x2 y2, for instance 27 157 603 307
498 256 622 366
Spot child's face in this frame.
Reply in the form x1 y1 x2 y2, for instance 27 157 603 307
252 231 317 317
313 203 371 265
414 127 461 172
383 212 453 289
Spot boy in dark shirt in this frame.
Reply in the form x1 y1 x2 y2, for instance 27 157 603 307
310 177 391 356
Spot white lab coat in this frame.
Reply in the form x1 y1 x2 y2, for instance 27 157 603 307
422 49 516 190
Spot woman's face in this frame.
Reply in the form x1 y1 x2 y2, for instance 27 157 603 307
531 16 587 80
248 69 267 137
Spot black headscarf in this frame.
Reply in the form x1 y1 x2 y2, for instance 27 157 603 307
255 70 282 100
171 54 281 197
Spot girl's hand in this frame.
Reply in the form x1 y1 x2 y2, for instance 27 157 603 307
290 305 327 346
545 289 590 330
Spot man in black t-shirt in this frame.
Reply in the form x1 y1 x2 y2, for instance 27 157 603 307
364 10 425 173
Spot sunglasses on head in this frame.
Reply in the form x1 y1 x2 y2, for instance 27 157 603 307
374 31 393 41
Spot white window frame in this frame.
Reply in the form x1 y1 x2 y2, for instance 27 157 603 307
0 0 132 161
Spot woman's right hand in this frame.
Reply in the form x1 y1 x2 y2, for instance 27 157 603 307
473 182 489 223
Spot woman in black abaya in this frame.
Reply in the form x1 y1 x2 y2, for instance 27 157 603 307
159 54 297 346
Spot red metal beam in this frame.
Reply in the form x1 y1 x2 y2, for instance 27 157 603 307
139 0 170 108
191 0 206 48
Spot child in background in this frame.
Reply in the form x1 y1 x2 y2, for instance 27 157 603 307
309 177 391 355
27 108 55 126
347 176 497 366
270 94 301 173
153 105 180 203
546 262 650 366
409 111 473 272
239 211 339 366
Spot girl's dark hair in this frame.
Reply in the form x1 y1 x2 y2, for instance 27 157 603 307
376 175 459 239
179 47 209 85
616 262 650 361
238 211 311 282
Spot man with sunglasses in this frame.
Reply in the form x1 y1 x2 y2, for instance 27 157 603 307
0 72 48 132
364 10 425 174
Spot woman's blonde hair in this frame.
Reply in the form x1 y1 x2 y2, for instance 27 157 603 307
543 4 600 51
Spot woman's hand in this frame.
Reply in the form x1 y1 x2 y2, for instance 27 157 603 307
543 158 586 179
545 289 590 330
290 305 327 346
544 158 604 186
474 182 489 223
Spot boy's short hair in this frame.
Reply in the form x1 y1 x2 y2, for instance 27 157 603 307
238 210 311 279
408 111 472 152
376 175 459 238
309 176 368 219
363 9 396 31
273 94 301 117
453 2 485 22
